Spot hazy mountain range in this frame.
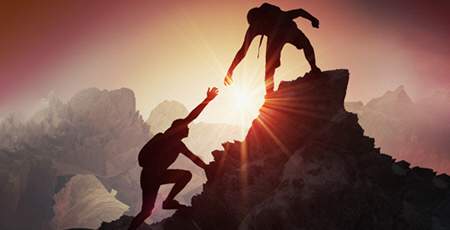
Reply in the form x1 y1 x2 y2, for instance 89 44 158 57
0 83 449 229
346 86 450 173
0 89 242 229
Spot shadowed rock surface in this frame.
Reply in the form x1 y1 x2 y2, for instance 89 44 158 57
98 216 151 230
0 150 57 230
98 70 450 230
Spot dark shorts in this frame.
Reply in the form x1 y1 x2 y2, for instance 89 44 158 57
140 168 161 192
266 28 309 70
140 168 161 211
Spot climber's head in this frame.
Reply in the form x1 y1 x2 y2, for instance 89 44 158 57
166 119 189 139
247 7 261 25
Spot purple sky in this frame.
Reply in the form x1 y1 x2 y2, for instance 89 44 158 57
0 0 449 122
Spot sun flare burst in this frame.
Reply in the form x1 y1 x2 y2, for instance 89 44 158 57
232 86 253 110
227 80 264 129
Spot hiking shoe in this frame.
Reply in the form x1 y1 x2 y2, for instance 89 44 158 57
310 67 321 74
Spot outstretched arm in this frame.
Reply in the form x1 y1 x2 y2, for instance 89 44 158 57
183 87 219 124
224 26 257 85
286 8 319 28
180 143 207 169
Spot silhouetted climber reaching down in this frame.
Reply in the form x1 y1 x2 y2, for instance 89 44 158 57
128 87 219 230
224 3 321 94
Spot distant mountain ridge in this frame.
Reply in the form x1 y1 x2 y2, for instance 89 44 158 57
0 88 150 230
346 85 450 173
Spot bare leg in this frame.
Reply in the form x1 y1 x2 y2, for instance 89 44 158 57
128 169 192 229
303 40 320 72
265 42 281 95
265 67 275 94
160 169 192 207
128 189 158 230
291 29 320 73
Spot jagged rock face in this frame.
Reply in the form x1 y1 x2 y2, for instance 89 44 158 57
0 115 32 152
49 88 149 215
56 88 149 177
99 166 142 215
52 174 128 230
0 88 150 229
346 86 450 174
0 150 57 230
135 70 449 230
30 88 150 213
2 88 150 178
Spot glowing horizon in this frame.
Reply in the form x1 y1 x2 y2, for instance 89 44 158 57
0 0 449 127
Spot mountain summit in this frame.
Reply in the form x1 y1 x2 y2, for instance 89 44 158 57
99 70 450 230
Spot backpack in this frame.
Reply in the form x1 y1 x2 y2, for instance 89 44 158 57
138 133 165 167
255 3 283 58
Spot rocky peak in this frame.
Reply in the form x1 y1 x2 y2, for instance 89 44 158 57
98 70 450 230
365 85 414 113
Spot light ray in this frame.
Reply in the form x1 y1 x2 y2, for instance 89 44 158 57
255 114 290 155
239 140 248 208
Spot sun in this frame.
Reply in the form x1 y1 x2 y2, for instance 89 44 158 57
227 82 264 128
233 87 252 109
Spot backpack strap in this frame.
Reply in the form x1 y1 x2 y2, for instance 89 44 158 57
257 35 264 58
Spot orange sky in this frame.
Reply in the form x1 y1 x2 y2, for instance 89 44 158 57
0 0 449 125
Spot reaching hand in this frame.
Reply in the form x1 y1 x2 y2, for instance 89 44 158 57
206 87 219 101
224 72 233 86
311 18 320 28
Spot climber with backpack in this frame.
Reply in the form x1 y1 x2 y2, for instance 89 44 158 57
224 3 321 94
128 87 219 230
